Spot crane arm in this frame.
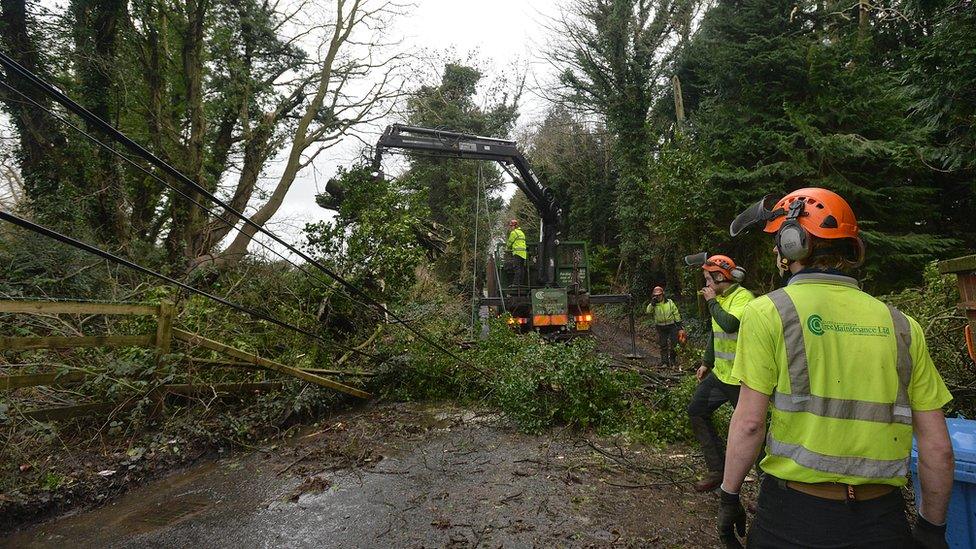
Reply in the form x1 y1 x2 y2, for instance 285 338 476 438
373 124 561 285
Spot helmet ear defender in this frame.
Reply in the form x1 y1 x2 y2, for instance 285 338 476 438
732 188 865 271
730 266 746 283
775 200 812 262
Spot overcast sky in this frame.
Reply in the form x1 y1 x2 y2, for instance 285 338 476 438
265 0 565 249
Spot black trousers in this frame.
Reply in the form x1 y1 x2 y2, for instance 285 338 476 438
748 475 912 548
687 372 741 417
507 256 525 286
687 372 741 472
656 323 679 367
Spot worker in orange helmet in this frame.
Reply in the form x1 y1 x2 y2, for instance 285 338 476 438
683 252 756 492
718 188 954 548
646 285 683 369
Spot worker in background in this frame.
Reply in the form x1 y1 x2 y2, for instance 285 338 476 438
718 188 954 548
646 286 683 369
506 219 527 286
688 255 755 492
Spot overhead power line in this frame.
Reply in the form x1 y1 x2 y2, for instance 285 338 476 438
0 209 376 359
0 77 377 315
0 50 461 363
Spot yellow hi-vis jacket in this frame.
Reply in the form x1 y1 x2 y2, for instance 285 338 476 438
507 228 527 259
646 299 681 326
732 272 952 486
710 284 755 385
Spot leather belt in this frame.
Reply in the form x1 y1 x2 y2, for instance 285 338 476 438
782 480 895 501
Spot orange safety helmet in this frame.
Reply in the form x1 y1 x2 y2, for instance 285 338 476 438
652 286 665 296
683 251 745 282
763 188 859 240
730 187 864 266
702 254 738 280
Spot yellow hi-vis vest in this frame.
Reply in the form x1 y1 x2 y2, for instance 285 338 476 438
507 228 527 259
711 284 755 385
646 299 681 326
732 272 952 486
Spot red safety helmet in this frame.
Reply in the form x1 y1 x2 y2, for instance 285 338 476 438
652 286 665 296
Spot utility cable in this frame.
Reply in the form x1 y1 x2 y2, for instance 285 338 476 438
0 51 460 362
0 209 378 360
0 77 377 316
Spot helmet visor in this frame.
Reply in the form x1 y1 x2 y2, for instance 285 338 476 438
729 195 780 237
683 252 709 267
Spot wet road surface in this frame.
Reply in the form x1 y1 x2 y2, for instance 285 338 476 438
3 404 719 548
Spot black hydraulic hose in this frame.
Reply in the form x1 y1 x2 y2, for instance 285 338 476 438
0 209 377 359
0 50 461 362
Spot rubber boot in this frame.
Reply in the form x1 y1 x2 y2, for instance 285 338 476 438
690 416 724 492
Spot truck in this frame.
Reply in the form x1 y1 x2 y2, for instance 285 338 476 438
373 124 635 340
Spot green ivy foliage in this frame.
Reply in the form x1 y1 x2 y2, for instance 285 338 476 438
376 316 697 444
884 262 976 416
305 166 429 300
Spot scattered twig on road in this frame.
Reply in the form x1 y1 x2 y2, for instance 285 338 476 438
501 490 524 503
604 480 681 489
364 469 410 475
277 450 314 476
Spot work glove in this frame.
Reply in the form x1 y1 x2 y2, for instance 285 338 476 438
911 514 948 549
718 487 747 548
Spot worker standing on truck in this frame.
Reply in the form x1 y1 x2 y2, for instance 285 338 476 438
646 286 682 369
506 219 527 286
718 188 954 548
688 255 755 492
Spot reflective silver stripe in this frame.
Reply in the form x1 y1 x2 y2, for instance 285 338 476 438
772 391 912 425
768 289 811 397
788 272 860 287
766 435 908 479
715 351 736 361
714 332 738 341
888 306 914 420
768 290 915 424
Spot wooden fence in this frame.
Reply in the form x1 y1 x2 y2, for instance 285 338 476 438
0 299 371 421
0 300 174 353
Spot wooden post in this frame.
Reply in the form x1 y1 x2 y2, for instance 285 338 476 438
859 0 870 36
672 75 685 128
155 302 174 355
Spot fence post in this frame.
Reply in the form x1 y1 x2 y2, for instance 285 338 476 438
155 301 174 355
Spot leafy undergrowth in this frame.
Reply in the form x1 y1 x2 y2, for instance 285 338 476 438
884 262 976 417
0 253 371 531
374 314 707 447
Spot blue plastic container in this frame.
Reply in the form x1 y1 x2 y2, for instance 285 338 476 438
911 417 976 549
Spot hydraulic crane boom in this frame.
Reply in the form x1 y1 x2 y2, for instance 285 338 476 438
373 124 561 286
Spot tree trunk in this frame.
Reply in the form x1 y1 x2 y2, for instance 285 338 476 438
130 0 170 241
212 0 358 269
72 0 130 246
164 0 209 264
0 0 72 224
